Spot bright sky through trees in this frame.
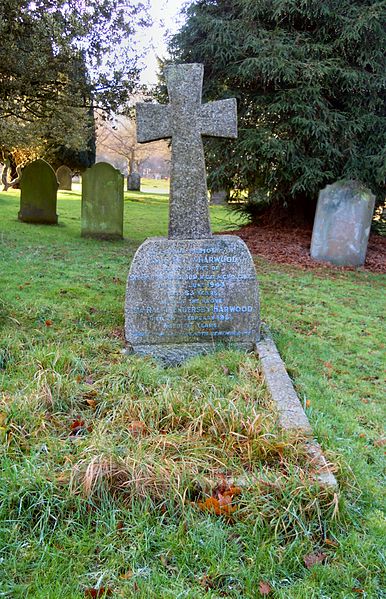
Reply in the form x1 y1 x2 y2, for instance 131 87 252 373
137 0 190 84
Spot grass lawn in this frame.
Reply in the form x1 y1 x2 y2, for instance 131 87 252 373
0 184 385 598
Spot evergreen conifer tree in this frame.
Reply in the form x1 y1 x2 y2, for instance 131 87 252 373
170 0 386 221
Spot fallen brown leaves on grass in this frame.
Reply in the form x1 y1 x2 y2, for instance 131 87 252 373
84 587 112 598
303 551 327 568
258 581 272 595
197 485 241 516
225 225 386 273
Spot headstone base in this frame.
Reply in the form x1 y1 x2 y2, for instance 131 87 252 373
124 341 256 367
125 235 260 366
81 231 123 241
18 208 58 225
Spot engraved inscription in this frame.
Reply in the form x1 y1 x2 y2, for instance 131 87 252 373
125 236 259 347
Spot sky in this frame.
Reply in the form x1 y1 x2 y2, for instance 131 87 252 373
136 0 191 84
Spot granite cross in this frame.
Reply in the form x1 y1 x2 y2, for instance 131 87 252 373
136 63 237 239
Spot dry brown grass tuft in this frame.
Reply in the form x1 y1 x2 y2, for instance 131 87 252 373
66 355 312 506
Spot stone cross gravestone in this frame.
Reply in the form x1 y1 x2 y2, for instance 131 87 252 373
127 172 141 191
125 64 260 365
81 162 124 240
56 165 72 191
311 180 375 266
18 159 58 224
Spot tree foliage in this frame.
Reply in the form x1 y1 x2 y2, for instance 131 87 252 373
170 0 386 217
0 0 149 161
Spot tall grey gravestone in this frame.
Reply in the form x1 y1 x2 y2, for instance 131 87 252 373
81 162 124 240
56 165 72 191
127 172 141 191
125 64 260 365
18 159 58 224
311 180 375 266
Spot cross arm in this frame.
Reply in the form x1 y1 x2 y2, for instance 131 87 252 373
136 103 171 143
200 98 237 139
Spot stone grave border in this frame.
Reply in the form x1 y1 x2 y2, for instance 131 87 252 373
255 325 337 488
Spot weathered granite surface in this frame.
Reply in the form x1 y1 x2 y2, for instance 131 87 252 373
126 64 258 364
136 63 237 239
81 162 124 239
127 172 141 191
255 328 337 488
56 165 72 191
18 159 58 224
311 180 375 266
125 236 259 365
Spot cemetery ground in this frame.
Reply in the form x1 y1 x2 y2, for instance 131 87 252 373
0 182 385 598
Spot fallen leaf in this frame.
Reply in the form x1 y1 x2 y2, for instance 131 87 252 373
358 433 366 439
306 399 311 408
70 419 85 430
373 438 386 447
303 551 327 569
116 520 124 531
258 580 272 595
199 574 215 590
323 361 333 369
306 324 318 336
198 495 236 516
360 398 370 404
119 571 133 580
84 587 112 598
83 389 98 399
223 486 242 497
352 589 364 594
127 421 147 436
86 398 97 409
45 320 53 327
160 555 169 567
324 538 339 547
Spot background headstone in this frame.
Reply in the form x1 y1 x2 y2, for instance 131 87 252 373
311 180 375 266
127 172 141 191
56 165 72 191
18 159 58 224
210 190 228 205
81 162 124 239
125 64 259 364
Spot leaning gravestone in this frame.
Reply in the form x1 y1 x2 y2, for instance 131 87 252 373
125 64 260 365
311 180 375 267
81 162 124 239
18 159 58 224
56 165 72 191
127 172 141 191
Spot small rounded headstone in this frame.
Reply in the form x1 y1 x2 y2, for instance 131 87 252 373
310 180 375 267
18 159 58 224
210 190 228 205
56 165 72 190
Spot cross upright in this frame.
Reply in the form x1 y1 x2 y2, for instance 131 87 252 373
136 63 237 239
